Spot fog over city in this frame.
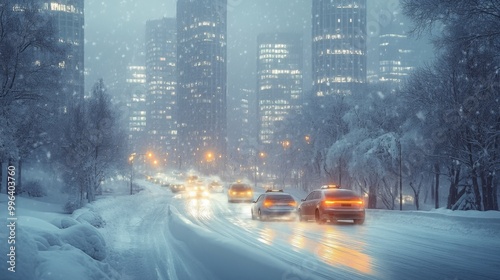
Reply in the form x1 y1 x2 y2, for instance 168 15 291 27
85 0 307 88
1 1 498 279
84 0 430 95
84 0 432 150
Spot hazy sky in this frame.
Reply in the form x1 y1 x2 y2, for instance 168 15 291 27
85 0 313 94
85 0 175 91
84 0 428 96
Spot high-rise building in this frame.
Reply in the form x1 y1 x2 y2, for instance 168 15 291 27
228 88 253 147
43 0 85 111
125 65 147 154
378 13 415 88
145 18 177 164
238 88 253 146
312 0 367 97
177 0 227 170
257 33 303 145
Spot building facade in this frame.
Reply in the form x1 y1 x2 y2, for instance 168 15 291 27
312 0 367 97
227 88 252 149
176 0 227 170
145 18 177 165
257 33 303 145
378 13 415 88
125 65 147 154
43 0 85 111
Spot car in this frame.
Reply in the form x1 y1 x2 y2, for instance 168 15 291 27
186 175 199 184
187 185 210 198
227 183 253 202
298 185 365 224
251 190 297 221
170 184 186 193
208 181 224 193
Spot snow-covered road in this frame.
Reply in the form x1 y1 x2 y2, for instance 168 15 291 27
95 180 500 280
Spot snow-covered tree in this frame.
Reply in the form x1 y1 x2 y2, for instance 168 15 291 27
402 0 500 210
334 86 408 209
58 80 126 211
0 0 65 193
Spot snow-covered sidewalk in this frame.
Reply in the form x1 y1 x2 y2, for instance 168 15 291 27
0 193 119 280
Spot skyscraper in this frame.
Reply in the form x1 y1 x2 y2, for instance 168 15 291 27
312 0 367 97
228 88 253 148
177 0 227 170
145 18 177 164
125 65 147 154
378 13 415 88
43 0 85 111
256 33 303 145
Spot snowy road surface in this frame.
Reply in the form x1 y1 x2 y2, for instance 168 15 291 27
95 180 500 280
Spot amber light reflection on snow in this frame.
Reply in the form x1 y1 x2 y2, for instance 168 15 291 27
289 222 373 275
257 227 277 245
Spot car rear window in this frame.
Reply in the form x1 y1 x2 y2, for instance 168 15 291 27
230 184 251 191
267 194 294 202
324 190 359 199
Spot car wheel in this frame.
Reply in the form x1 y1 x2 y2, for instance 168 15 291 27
258 209 265 221
298 209 305 222
354 219 365 225
251 210 255 220
315 209 325 224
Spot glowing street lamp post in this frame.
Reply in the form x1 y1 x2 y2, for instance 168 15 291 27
253 151 266 189
205 151 214 174
129 152 151 195
128 153 137 195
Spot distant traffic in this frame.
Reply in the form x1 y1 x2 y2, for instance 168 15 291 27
146 171 366 225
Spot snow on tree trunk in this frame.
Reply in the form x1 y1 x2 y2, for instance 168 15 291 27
446 164 463 209
434 163 440 209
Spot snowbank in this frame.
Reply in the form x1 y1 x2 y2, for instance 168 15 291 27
368 208 500 237
72 206 106 228
0 226 39 280
0 194 118 280
59 224 107 261
36 244 117 280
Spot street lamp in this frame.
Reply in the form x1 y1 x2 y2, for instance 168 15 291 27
281 140 291 189
304 135 310 144
206 152 213 162
204 151 215 174
129 152 150 195
398 139 403 211
254 151 266 188
282 140 290 150
129 153 137 195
